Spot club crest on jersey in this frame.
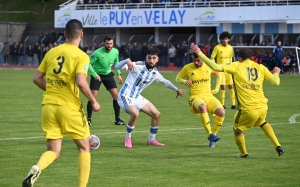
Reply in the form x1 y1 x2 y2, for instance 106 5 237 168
110 61 114 66
84 65 88 71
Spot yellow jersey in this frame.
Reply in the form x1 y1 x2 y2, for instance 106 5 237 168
38 43 90 111
211 44 233 65
223 60 274 110
176 62 214 96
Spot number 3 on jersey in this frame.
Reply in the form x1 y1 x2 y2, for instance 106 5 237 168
53 56 65 74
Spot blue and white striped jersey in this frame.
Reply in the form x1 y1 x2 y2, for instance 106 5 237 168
117 60 178 99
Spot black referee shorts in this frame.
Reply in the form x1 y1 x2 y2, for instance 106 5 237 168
89 72 117 91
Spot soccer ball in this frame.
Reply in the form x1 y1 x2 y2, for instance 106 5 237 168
89 135 100 150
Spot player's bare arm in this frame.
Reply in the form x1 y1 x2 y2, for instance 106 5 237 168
76 73 100 112
33 70 46 91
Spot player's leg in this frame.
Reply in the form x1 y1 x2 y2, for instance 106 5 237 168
61 105 91 187
233 110 256 157
255 109 285 156
227 74 236 109
73 138 91 187
23 105 62 187
140 101 165 146
104 76 125 125
118 95 140 148
220 72 226 108
209 97 225 136
87 76 101 126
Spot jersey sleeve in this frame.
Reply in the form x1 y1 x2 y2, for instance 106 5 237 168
175 66 187 84
155 72 178 91
38 55 47 73
210 46 218 60
88 53 98 78
223 62 238 74
76 54 90 76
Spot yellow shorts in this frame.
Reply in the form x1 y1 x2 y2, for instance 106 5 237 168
189 94 223 115
233 108 267 132
41 104 90 140
221 72 234 85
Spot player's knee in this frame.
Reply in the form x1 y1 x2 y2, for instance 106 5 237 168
152 111 161 119
131 110 139 119
215 108 225 117
198 104 207 113
233 128 243 136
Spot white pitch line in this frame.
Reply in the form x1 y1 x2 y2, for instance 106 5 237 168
289 113 300 123
0 122 298 141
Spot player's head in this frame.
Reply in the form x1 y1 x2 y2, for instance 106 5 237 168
65 19 83 41
104 35 114 52
277 40 282 46
145 48 160 70
192 53 203 68
237 49 252 62
219 31 231 46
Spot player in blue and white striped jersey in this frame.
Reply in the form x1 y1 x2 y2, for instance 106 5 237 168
115 47 185 149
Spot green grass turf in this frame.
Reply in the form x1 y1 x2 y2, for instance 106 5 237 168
0 69 300 187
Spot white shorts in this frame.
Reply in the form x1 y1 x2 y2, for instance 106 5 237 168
117 94 149 111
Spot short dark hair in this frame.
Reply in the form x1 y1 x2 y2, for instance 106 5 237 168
237 49 252 60
147 47 160 56
65 19 83 40
192 53 199 59
104 35 114 42
219 31 231 40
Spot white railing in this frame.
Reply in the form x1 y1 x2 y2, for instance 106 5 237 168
60 0 300 10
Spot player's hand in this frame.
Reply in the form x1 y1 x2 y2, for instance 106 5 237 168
184 80 192 86
118 74 123 84
176 89 185 98
272 67 281 74
92 101 100 112
190 44 201 54
211 89 219 95
95 75 101 82
127 59 134 71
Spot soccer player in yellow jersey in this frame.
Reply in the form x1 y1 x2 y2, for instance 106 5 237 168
191 44 285 157
211 31 236 109
176 53 225 147
22 19 101 187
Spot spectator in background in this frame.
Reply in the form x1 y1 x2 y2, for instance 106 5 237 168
262 52 269 68
18 44 26 65
290 52 298 74
92 41 98 51
34 42 41 65
12 43 19 65
3 42 9 65
161 42 169 67
38 33 44 45
283 54 291 74
157 41 163 67
119 42 129 60
86 46 93 56
273 40 284 73
168 43 176 67
83 44 88 53
130 43 140 62
27 45 35 66
201 44 209 57
0 42 3 65
176 44 184 67
9 42 14 64
140 42 148 59
50 30 57 44
267 53 276 71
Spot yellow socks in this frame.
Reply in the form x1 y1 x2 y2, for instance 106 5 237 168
78 152 91 187
220 90 225 105
199 113 212 136
261 123 280 148
37 151 57 171
229 88 236 106
235 134 247 156
212 115 224 135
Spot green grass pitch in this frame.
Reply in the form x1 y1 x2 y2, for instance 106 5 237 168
0 69 300 187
